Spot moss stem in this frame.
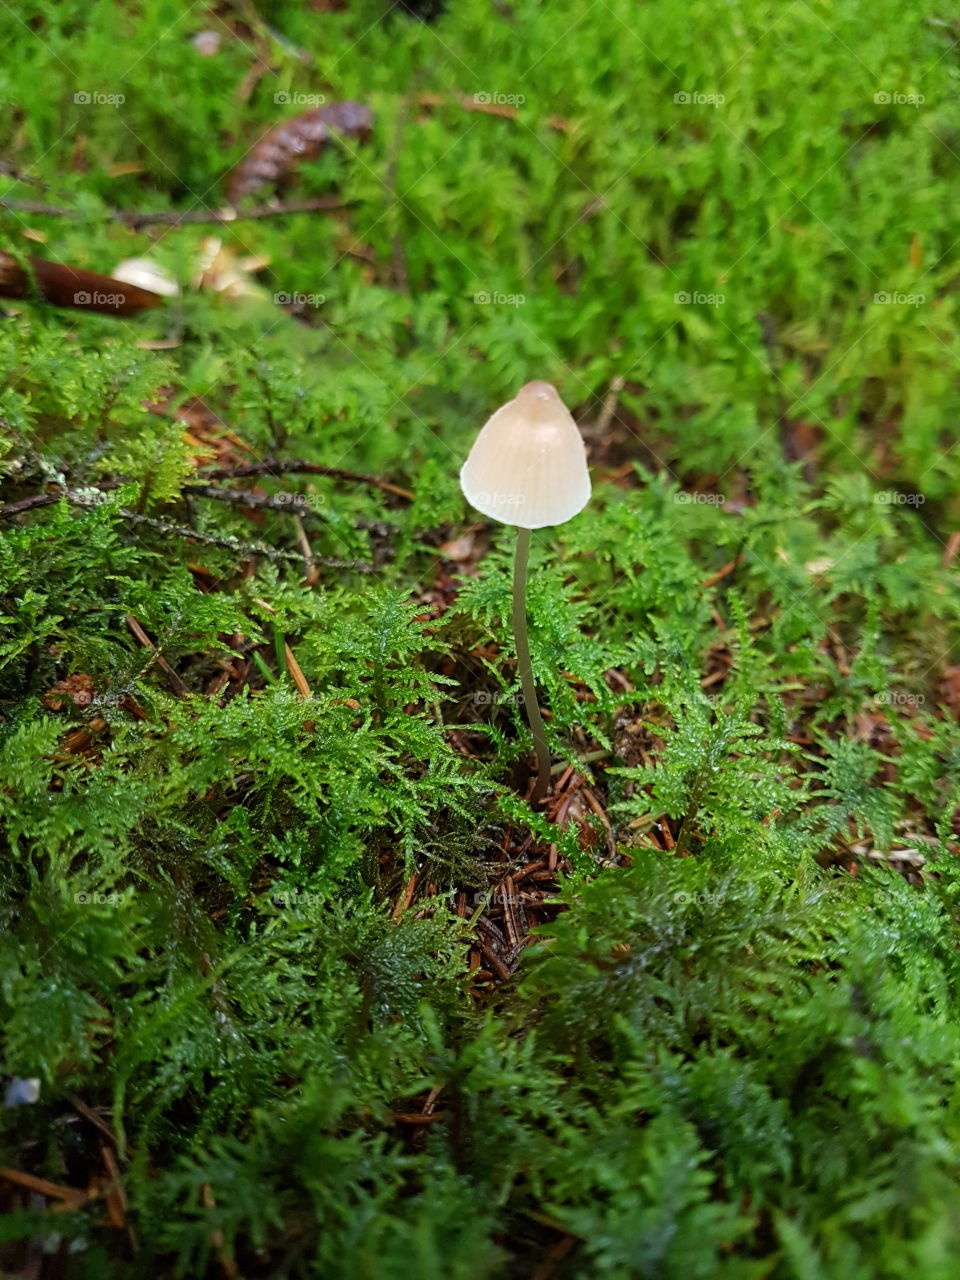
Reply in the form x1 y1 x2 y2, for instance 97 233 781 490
512 527 551 804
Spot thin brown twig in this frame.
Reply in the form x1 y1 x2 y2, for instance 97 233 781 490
0 485 373 568
700 555 744 589
582 786 617 858
0 1166 87 1207
69 1096 118 1147
392 872 419 921
477 941 511 981
201 459 414 501
0 483 123 518
125 615 189 698
0 195 349 228
594 374 625 438
184 484 320 514
121 509 367 568
941 531 960 569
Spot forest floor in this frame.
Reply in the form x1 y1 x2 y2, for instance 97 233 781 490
1 1 960 1277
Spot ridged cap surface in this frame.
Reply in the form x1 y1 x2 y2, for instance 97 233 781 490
459 381 591 529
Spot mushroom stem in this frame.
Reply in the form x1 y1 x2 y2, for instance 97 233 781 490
512 527 551 805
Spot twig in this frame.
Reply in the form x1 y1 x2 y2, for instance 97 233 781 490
291 514 316 579
392 872 419 921
0 195 349 228
0 482 122 518
69 1096 118 1146
0 1166 87 1206
582 786 617 859
941 531 960 569
125 615 189 697
0 486 371 568
0 161 46 190
184 484 319 515
595 374 625 438
700 555 744 589
1 458 410 523
119 509 370 570
282 642 312 698
498 874 524 953
201 459 414 501
389 1111 446 1124
477 940 512 981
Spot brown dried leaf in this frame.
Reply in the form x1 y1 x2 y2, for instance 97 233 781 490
227 101 373 204
0 252 163 316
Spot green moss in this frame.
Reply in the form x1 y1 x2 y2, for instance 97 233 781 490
1 0 960 1275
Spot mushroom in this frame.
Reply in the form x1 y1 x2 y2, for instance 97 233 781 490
112 257 181 298
460 380 591 804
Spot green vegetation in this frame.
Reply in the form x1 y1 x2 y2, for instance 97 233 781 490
1 0 959 1275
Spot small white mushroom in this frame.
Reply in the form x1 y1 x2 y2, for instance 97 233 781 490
459 381 591 804
459 380 591 529
112 258 181 298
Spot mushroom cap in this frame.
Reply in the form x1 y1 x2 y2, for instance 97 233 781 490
112 257 181 298
459 381 591 529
